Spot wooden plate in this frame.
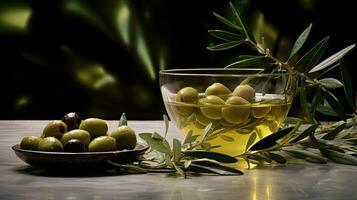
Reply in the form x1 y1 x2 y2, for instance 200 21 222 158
12 143 148 171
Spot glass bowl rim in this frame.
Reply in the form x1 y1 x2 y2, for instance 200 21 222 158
159 68 289 77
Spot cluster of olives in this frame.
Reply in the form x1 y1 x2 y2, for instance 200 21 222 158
176 83 272 126
20 112 137 152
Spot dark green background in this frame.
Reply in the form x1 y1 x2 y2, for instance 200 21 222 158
0 0 355 119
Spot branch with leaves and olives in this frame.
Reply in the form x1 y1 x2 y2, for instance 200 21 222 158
206 3 357 166
109 2 357 178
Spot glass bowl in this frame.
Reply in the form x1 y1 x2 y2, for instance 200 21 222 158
159 68 298 156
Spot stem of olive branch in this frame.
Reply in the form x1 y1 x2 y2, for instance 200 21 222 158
245 38 320 86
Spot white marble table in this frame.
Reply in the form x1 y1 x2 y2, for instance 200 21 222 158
1 120 357 200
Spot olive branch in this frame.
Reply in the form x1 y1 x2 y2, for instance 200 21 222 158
109 2 357 178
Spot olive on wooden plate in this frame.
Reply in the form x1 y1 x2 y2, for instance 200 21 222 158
20 136 42 150
61 112 81 131
60 129 91 147
42 120 67 139
88 136 116 152
38 137 63 152
64 139 85 152
108 126 137 150
79 118 108 139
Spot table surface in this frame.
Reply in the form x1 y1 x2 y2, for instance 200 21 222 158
1 120 357 200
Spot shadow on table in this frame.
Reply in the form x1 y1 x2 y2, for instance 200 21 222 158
13 165 130 177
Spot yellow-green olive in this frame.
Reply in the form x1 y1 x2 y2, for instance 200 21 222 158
176 87 199 103
38 137 63 152
42 120 67 139
20 136 42 150
108 126 137 150
233 84 256 102
199 95 225 120
88 136 116 152
205 83 231 99
79 118 108 139
222 96 251 124
60 129 91 147
252 106 271 118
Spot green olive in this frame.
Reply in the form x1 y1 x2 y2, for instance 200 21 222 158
79 118 108 139
199 95 225 120
233 84 256 102
42 120 67 139
108 126 137 150
38 137 63 152
88 136 116 152
222 96 251 124
205 83 231 99
60 129 91 147
252 106 271 118
176 87 199 103
20 136 42 150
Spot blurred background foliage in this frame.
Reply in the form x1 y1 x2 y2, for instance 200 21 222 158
0 0 355 119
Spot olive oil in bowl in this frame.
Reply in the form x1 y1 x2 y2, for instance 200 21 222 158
164 94 291 156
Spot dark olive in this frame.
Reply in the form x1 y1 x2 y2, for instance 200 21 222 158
62 112 81 131
64 139 85 152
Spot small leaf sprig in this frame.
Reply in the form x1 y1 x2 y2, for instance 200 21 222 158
110 114 243 178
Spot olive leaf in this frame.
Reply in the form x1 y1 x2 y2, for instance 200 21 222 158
182 150 237 163
225 56 270 68
290 124 319 143
139 132 172 156
108 161 148 174
294 36 329 72
340 60 355 109
284 117 305 124
208 30 244 41
248 154 272 163
213 12 243 32
249 127 295 151
311 87 325 116
325 91 347 120
322 122 346 140
245 131 257 151
118 113 127 126
288 23 312 61
308 44 356 73
173 138 182 163
321 149 357 165
207 40 244 51
316 103 339 117
239 55 260 59
284 149 327 164
299 83 313 122
267 152 286 164
200 123 213 143
229 2 256 43
183 130 194 145
172 162 186 178
189 163 243 176
318 78 344 89
220 135 234 142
